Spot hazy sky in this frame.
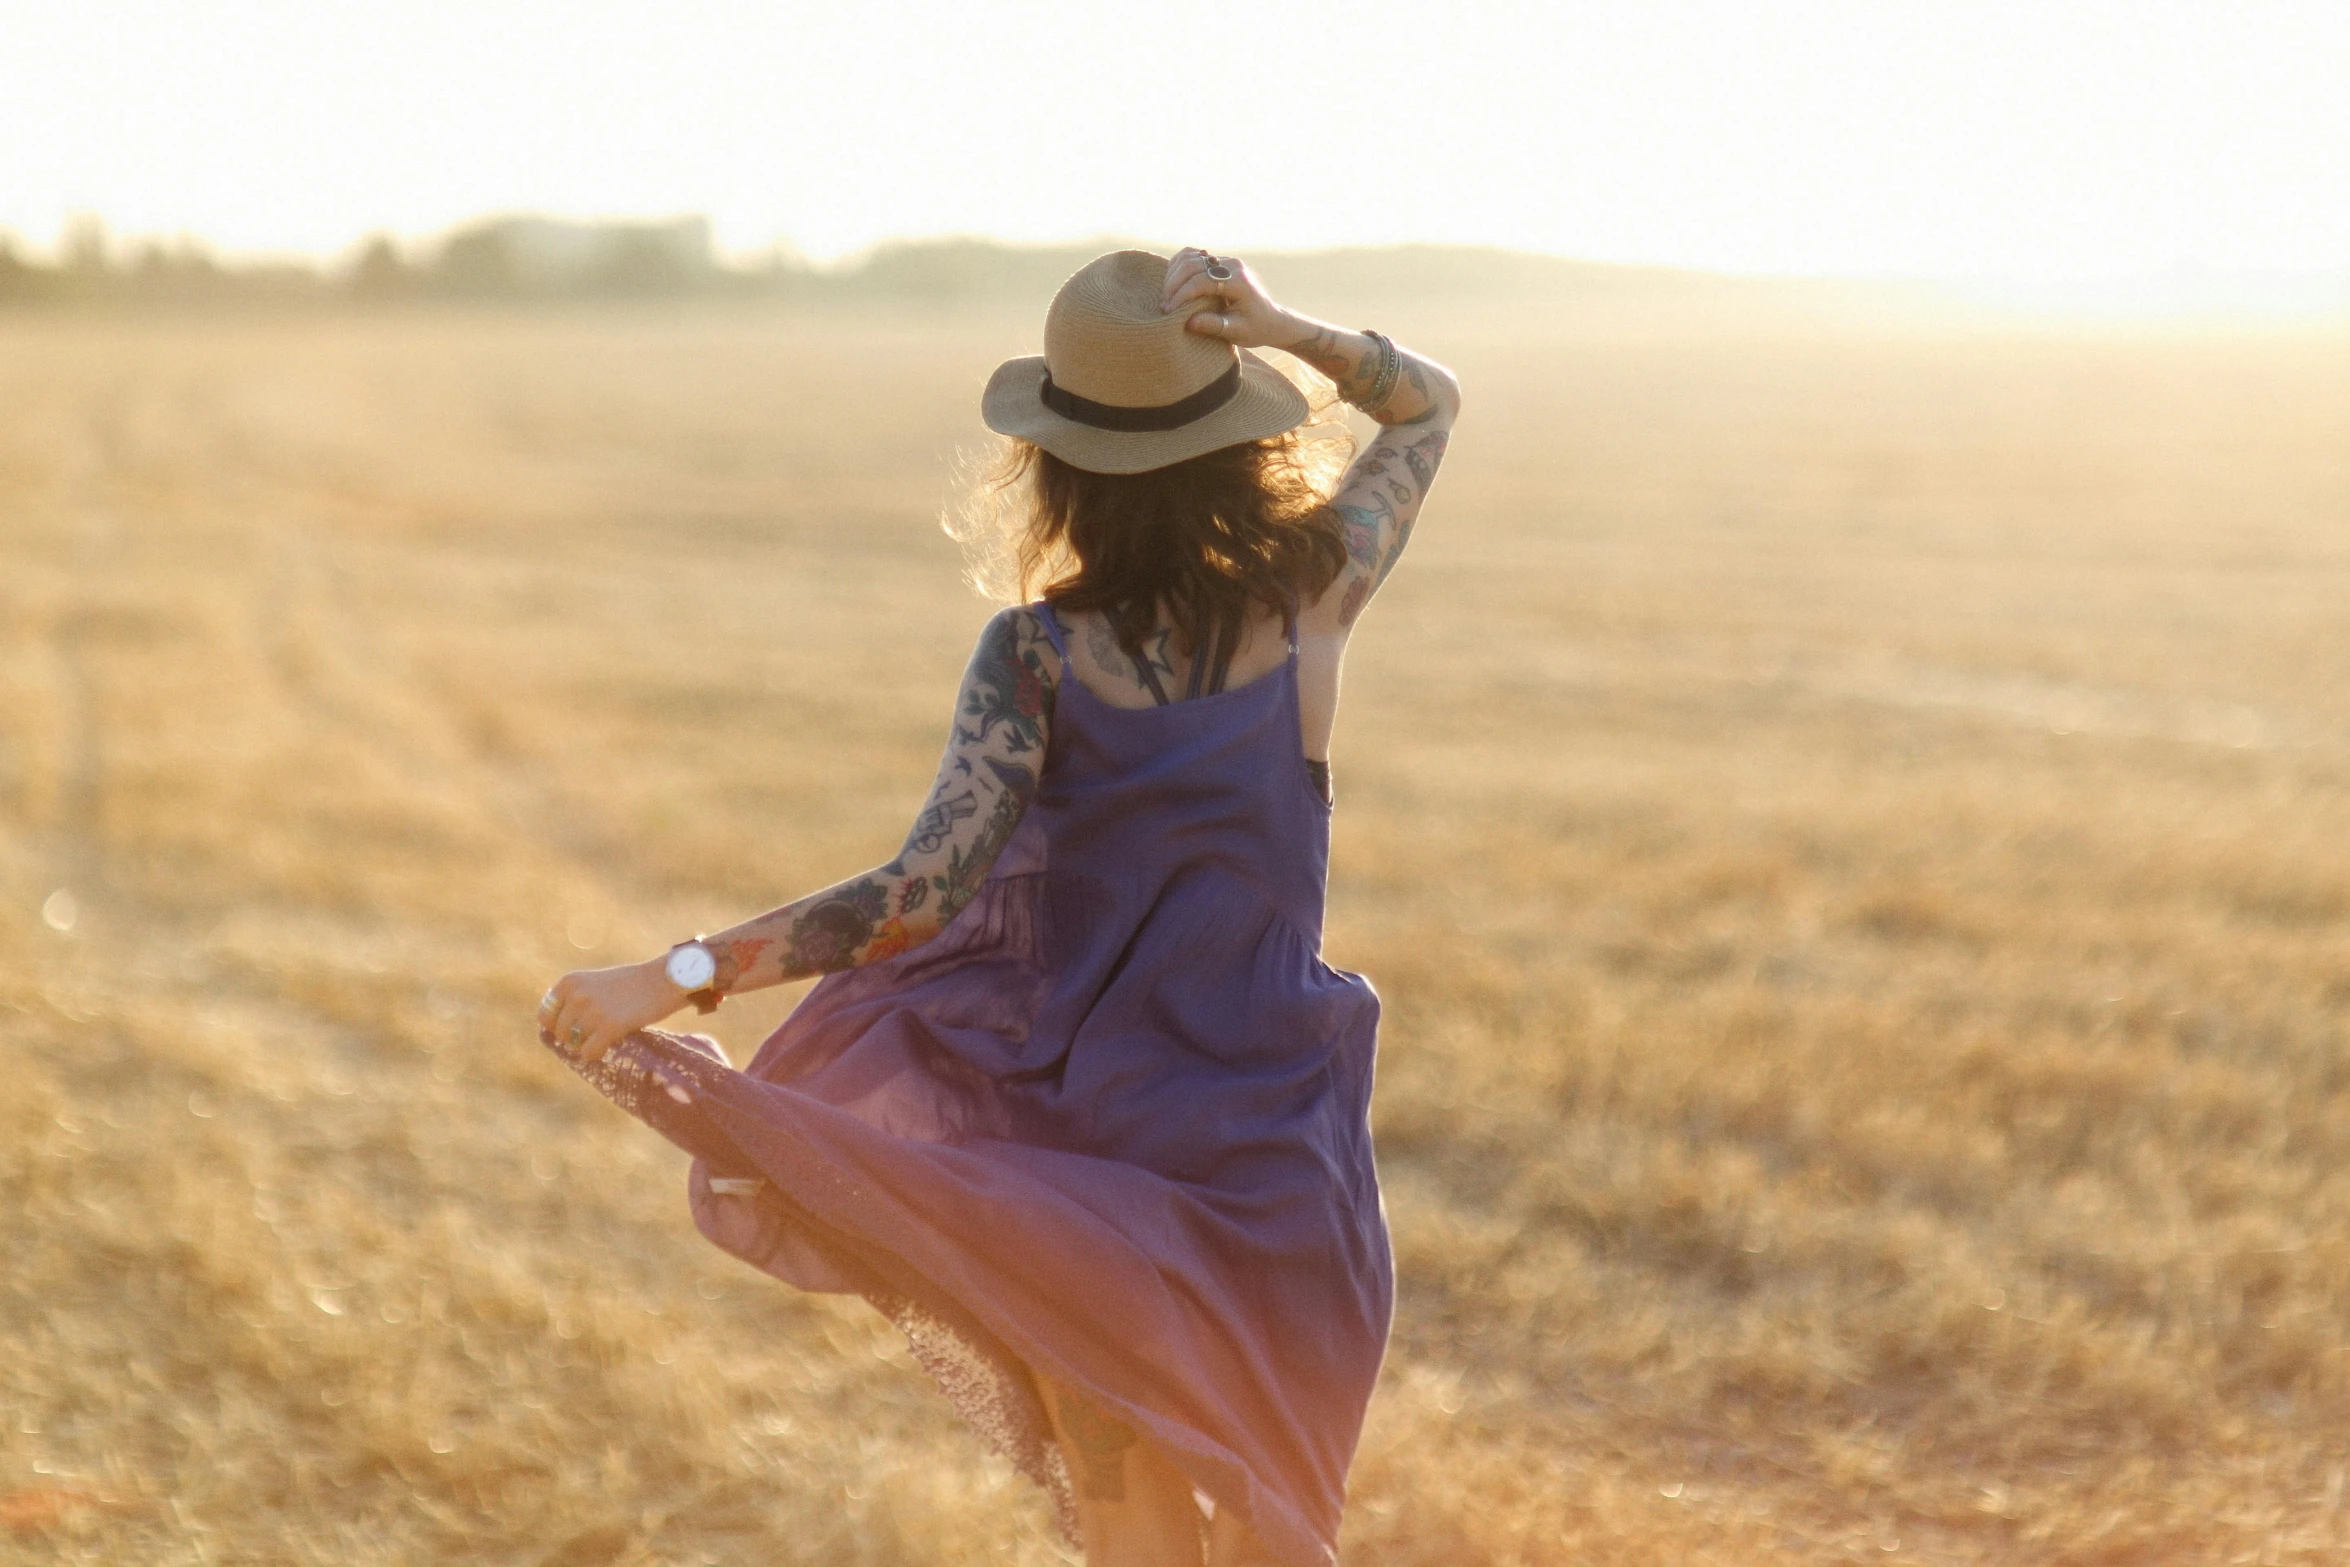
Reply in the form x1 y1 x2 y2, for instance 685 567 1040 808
7 0 2348 282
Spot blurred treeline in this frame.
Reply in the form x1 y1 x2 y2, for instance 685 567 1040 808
17 212 2346 323
2 214 769 306
0 211 1800 314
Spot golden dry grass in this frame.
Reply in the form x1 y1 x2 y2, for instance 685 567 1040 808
4 299 2349 1565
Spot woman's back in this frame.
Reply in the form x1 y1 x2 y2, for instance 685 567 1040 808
1049 599 1349 776
1026 597 1334 933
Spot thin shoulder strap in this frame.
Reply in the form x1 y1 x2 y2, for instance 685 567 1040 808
1184 604 1213 701
1032 600 1072 670
1110 603 1174 706
1204 608 1242 695
1282 586 1299 655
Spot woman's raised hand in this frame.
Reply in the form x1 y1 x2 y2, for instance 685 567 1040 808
1160 249 1298 350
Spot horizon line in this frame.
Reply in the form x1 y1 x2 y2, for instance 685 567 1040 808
7 212 2350 296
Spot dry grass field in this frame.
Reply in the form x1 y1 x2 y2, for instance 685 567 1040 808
4 294 2349 1565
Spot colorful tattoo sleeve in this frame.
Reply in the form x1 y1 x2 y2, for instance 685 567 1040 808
696 607 1057 992
1326 423 1452 627
1273 318 1458 629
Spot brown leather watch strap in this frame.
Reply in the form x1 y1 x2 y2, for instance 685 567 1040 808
673 937 725 1015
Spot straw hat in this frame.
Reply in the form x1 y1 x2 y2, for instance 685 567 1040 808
981 249 1310 474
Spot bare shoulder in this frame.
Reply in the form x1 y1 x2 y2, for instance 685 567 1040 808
977 596 1062 653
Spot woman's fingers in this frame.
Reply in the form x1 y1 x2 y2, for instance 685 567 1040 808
1184 309 1241 339
1162 272 1222 314
1165 265 1250 311
544 960 681 1064
1162 250 1254 315
568 1005 607 1059
540 964 665 1063
580 1017 621 1064
1159 255 1192 300
543 1003 620 1064
539 977 569 1040
544 975 598 1057
1162 284 1212 317
1160 248 1211 307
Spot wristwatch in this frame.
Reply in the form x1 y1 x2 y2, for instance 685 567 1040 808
664 938 724 1015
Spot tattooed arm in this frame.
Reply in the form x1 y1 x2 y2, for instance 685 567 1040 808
1277 321 1458 631
1159 247 1460 632
543 607 1058 1061
1296 384 1455 635
703 606 1057 990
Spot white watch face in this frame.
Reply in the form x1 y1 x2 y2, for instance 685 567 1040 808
666 942 717 991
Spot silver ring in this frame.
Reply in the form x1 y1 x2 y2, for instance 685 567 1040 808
538 989 559 1015
566 1024 585 1047
1205 259 1233 282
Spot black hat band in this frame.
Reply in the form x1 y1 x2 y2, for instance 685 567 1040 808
1039 360 1242 432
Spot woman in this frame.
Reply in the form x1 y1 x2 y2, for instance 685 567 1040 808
539 247 1460 1566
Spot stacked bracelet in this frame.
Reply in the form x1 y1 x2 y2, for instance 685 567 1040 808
1354 329 1402 415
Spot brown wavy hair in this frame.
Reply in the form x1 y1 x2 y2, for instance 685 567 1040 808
947 412 1355 667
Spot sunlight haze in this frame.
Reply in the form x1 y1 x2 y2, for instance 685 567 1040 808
15 4 2350 1560
6 0 2347 292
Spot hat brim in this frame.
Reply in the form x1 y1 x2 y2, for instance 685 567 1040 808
980 349 1311 475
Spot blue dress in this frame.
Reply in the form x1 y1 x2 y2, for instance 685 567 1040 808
550 600 1392 1566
